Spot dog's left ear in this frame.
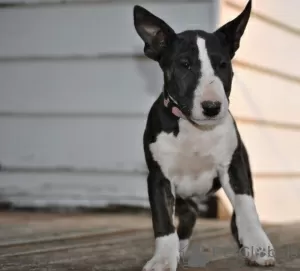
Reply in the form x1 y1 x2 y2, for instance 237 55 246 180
215 0 251 58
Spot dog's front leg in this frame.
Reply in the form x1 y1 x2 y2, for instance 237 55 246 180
143 170 179 271
218 149 275 266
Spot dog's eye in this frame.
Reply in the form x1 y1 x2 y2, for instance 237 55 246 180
180 59 191 70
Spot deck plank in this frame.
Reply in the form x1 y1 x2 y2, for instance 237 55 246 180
0 212 299 270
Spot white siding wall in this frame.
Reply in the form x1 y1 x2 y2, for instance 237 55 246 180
219 0 300 223
0 0 217 208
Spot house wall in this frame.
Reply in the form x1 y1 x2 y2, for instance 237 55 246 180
2 0 296 223
0 0 218 208
219 0 300 223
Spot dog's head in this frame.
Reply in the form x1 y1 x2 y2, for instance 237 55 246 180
133 1 251 125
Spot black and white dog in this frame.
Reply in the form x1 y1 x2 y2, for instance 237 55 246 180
133 1 275 269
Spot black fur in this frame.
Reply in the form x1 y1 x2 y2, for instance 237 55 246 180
134 0 262 264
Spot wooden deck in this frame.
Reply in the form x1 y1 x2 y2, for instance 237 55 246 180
0 211 300 270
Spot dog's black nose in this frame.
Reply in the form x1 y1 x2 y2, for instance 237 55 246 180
201 101 221 117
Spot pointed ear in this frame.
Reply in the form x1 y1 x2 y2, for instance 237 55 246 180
133 5 176 61
215 0 252 58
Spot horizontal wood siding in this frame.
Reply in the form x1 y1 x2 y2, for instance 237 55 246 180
224 4 300 77
0 118 146 171
231 66 300 124
0 59 160 114
0 2 213 57
0 172 149 208
0 119 299 174
0 1 217 208
220 0 300 222
1 60 299 122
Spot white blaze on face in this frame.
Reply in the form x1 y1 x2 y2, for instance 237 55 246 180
191 37 229 123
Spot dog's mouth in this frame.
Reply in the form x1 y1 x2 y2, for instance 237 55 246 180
189 114 227 126
191 115 223 121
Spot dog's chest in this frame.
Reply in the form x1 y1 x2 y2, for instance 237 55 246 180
149 115 237 198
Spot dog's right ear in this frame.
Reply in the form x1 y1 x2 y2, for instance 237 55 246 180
133 5 176 61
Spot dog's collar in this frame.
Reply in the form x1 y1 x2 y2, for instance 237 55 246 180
163 91 186 119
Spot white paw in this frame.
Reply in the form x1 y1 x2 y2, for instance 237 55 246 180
143 233 179 271
239 226 275 266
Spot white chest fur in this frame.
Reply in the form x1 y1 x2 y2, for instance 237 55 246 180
149 113 238 199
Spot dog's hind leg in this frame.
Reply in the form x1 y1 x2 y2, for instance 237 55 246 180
176 197 197 257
